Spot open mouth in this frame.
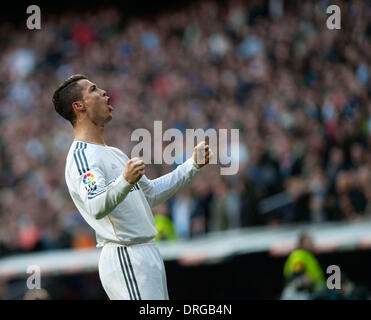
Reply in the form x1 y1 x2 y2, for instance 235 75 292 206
107 97 113 112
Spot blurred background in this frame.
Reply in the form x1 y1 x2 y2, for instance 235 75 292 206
0 0 371 299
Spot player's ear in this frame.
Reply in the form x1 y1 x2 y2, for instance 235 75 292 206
72 101 86 112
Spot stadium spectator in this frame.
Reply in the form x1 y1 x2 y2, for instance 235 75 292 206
281 232 325 299
152 202 177 241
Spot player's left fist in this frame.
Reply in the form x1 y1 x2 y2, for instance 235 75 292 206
193 141 213 168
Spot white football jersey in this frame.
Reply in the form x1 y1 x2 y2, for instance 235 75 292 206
65 139 200 247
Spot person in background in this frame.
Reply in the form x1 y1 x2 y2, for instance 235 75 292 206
281 232 325 299
153 203 177 241
171 188 195 239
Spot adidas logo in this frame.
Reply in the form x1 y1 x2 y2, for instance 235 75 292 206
111 163 118 170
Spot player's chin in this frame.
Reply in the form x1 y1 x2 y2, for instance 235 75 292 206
106 106 113 118
104 113 113 123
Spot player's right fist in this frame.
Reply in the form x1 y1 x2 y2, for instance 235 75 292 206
124 157 145 185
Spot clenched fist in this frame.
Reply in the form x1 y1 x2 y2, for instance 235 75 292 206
193 141 213 168
124 157 145 184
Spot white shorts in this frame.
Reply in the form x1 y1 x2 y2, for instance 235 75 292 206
98 242 169 300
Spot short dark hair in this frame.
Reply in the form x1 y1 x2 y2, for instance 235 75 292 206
53 74 88 126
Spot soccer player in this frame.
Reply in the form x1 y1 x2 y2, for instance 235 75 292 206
53 74 212 300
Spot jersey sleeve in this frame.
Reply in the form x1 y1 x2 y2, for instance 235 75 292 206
137 157 200 208
74 157 134 220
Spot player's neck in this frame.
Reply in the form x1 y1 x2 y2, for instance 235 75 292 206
74 122 106 146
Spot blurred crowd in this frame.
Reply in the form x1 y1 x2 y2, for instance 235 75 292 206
0 0 371 257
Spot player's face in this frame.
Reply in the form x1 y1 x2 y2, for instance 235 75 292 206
78 79 114 125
